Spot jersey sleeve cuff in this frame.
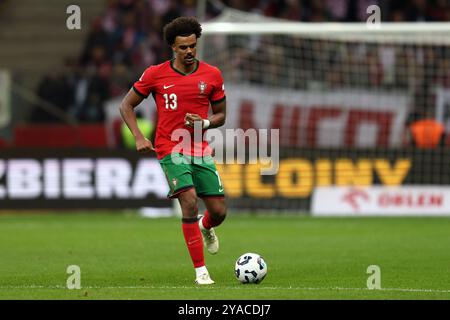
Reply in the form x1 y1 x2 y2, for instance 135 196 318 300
133 86 149 98
211 96 226 105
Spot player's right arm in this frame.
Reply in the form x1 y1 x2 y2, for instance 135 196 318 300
119 89 154 153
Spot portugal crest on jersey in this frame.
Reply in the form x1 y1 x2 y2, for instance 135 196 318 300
198 81 207 95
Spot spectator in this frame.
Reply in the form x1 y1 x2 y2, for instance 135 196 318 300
74 66 110 123
405 0 433 22
109 63 133 97
80 16 113 66
102 0 120 33
113 11 146 65
161 0 182 31
280 0 304 21
324 0 350 21
30 70 73 123
306 0 332 22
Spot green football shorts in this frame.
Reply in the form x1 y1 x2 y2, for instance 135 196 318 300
159 153 225 198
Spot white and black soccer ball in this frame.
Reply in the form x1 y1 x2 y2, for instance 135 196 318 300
234 253 268 284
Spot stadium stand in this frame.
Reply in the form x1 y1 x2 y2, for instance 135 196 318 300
2 0 450 149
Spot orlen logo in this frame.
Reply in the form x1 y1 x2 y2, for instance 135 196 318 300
341 188 370 211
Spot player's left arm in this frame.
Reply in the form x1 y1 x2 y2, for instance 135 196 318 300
208 99 226 128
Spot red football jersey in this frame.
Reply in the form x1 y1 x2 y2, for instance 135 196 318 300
133 59 226 159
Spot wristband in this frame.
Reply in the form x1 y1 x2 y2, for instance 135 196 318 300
203 119 211 129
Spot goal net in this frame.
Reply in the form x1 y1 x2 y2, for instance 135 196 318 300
200 8 450 215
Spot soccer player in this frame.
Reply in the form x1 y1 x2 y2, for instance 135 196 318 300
119 17 227 285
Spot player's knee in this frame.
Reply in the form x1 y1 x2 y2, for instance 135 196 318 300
210 202 227 223
183 200 199 218
218 203 227 219
185 198 198 215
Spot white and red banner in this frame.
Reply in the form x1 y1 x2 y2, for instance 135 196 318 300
220 84 410 148
104 84 410 148
312 186 450 216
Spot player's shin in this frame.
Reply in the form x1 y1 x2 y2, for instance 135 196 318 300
181 218 205 268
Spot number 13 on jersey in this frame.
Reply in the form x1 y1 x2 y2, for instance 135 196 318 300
163 93 178 110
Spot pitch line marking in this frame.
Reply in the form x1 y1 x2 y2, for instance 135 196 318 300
1 285 450 294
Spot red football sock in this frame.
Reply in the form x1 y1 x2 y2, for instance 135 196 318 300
182 222 205 268
201 210 224 229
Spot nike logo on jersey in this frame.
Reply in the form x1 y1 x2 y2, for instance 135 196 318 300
163 84 175 89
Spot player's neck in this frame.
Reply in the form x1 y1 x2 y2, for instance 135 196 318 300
172 58 198 75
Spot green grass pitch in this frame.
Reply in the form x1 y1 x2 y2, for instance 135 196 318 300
0 212 449 300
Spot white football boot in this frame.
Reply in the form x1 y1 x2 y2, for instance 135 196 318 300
195 266 215 285
198 216 219 255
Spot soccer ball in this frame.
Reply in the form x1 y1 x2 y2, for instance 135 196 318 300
234 253 268 284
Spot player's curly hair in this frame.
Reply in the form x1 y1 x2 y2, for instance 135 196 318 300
163 16 202 46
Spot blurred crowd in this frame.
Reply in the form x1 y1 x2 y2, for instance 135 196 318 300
229 0 450 22
224 37 450 114
30 0 450 123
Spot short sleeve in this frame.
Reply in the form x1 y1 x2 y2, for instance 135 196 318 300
133 67 154 98
210 68 226 105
